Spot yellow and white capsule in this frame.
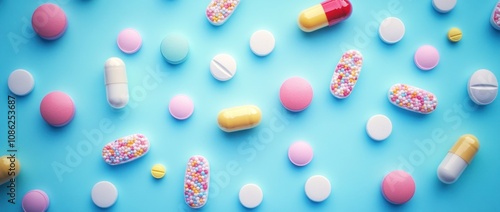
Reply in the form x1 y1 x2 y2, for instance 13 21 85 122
217 105 261 132
437 134 479 184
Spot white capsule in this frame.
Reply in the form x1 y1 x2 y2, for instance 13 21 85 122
437 134 479 184
104 57 129 109
437 153 468 184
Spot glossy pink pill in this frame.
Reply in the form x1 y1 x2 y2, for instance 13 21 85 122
169 94 194 120
40 91 75 127
288 141 313 166
117 28 142 54
32 3 67 40
414 45 439 71
381 170 415 205
280 77 313 112
22 189 50 212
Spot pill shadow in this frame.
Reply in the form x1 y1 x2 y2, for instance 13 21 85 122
303 192 331 210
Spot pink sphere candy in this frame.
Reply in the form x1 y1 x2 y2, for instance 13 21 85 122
381 170 416 205
40 91 75 127
414 45 439 71
22 189 50 212
32 3 67 40
279 77 313 112
117 28 142 54
169 94 194 120
288 141 313 166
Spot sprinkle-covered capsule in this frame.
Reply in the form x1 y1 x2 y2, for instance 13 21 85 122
388 84 438 114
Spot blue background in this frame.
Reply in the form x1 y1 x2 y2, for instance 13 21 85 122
1 0 500 211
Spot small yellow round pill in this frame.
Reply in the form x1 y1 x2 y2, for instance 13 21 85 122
447 27 462 42
151 164 166 179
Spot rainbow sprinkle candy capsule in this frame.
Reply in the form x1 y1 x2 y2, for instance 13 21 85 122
184 155 210 209
206 0 240 26
491 1 500 30
102 134 149 165
330 50 363 99
388 84 438 114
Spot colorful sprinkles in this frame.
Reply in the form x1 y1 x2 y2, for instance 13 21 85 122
102 134 150 165
330 50 363 99
206 0 240 26
184 155 210 209
492 1 500 30
388 84 438 114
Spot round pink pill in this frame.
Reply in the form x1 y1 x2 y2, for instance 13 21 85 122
117 28 142 54
22 189 50 212
381 170 415 205
169 94 194 120
40 91 75 127
288 141 313 166
32 3 67 40
279 77 313 112
414 45 439 71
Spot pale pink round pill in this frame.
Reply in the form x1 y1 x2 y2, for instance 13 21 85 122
40 91 75 127
279 77 313 112
381 170 415 205
32 3 67 40
22 189 50 212
117 28 142 54
168 94 194 120
414 45 439 71
288 141 313 166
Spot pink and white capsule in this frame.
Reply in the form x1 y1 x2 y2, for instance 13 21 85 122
102 134 149 165
331 50 363 99
184 155 210 208
206 0 240 26
388 84 438 114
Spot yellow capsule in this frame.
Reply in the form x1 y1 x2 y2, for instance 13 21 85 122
298 0 353 32
437 134 479 184
217 105 262 132
0 155 21 185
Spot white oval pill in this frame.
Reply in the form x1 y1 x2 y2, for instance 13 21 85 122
91 181 118 208
468 69 498 105
305 175 331 202
210 54 237 81
250 30 275 56
8 69 35 96
379 17 405 44
432 0 456 13
239 184 263 208
104 57 129 109
366 114 392 141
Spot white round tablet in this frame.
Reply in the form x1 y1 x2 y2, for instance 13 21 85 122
432 0 456 13
366 114 392 141
91 181 118 208
8 69 34 96
210 54 237 81
250 30 275 56
239 184 263 208
305 175 331 202
379 17 405 44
